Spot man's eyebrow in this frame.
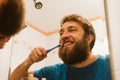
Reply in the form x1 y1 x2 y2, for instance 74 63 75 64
68 26 78 29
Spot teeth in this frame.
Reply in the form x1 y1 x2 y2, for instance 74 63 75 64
64 43 72 46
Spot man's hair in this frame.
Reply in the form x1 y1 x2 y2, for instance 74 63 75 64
60 14 96 50
0 0 25 36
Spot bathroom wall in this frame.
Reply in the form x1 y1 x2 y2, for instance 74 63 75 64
10 26 47 72
0 39 13 80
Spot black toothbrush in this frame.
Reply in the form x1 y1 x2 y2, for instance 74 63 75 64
46 44 63 53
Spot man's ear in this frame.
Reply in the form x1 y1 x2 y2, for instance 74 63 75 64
87 34 94 44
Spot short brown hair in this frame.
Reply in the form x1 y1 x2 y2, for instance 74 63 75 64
0 0 25 36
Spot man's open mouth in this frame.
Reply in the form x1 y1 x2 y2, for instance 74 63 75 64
63 42 74 47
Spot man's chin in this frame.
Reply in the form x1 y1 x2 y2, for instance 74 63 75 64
0 47 4 49
0 45 5 49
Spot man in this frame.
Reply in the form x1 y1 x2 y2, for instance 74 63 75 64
10 14 112 80
0 0 25 49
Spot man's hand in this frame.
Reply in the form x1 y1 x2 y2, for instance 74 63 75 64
28 47 47 64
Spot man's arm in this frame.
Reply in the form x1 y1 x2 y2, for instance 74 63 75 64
10 47 47 80
10 58 33 80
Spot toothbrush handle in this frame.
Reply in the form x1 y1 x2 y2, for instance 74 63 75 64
46 45 61 53
46 48 53 53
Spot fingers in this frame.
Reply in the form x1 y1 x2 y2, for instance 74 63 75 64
28 47 47 63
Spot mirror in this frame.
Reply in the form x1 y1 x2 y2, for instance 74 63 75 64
0 0 112 79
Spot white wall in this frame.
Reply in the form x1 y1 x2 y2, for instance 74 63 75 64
105 0 120 80
10 26 47 72
0 39 13 80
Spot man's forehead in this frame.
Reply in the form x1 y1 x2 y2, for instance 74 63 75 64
61 26 77 30
61 21 81 28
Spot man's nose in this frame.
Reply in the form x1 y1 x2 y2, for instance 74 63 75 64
4 36 11 42
61 31 70 38
60 31 70 43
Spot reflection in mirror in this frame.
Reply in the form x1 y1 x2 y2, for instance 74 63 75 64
0 0 112 80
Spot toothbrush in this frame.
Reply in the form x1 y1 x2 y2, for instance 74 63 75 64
46 44 63 53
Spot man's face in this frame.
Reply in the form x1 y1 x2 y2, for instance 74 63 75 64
0 0 7 5
0 34 11 49
59 21 90 65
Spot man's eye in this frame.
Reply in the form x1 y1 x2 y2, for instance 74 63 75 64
59 32 63 36
69 29 76 32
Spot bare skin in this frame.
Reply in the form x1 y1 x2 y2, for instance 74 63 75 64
0 35 11 49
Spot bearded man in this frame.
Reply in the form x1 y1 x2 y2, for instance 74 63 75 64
10 14 111 80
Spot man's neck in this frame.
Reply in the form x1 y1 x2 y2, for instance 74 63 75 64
72 54 98 68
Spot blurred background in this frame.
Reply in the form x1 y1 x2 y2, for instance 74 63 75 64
0 0 120 80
